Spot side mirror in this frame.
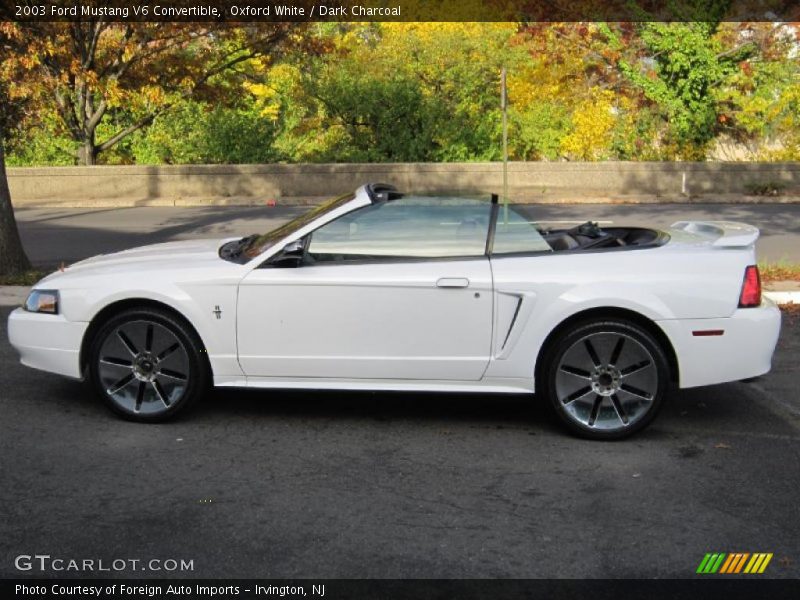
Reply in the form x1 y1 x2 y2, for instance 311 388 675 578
270 239 305 268
282 240 305 255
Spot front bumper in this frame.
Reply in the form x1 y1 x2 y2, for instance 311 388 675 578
7 308 88 379
657 299 782 389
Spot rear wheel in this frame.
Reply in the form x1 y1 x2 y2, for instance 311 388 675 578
543 319 669 440
88 308 208 422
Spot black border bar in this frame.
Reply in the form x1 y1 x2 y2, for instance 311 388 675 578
3 1 800 22
5 579 800 600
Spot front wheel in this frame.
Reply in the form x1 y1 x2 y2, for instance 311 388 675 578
88 308 209 422
543 319 669 440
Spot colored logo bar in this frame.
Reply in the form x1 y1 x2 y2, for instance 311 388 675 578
697 553 773 574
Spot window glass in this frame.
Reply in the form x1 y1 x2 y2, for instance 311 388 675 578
244 192 355 259
492 206 553 254
307 196 491 261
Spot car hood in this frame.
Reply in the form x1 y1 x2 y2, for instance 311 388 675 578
71 238 229 267
38 238 234 284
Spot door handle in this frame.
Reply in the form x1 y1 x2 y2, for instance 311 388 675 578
436 277 470 288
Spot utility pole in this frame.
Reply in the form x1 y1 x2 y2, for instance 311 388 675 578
501 67 509 223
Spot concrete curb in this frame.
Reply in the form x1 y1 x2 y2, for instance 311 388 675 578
0 286 28 307
765 291 800 305
2 285 798 307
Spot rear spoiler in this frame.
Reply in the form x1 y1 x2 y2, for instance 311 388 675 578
670 221 760 248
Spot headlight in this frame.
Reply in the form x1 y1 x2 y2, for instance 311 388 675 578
24 290 59 314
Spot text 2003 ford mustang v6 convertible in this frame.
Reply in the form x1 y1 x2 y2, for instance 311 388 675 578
8 184 781 439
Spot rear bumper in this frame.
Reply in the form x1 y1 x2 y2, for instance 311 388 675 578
657 299 781 389
7 308 87 379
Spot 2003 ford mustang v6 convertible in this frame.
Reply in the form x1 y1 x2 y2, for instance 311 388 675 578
9 184 781 439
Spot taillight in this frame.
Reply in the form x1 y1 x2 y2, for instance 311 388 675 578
738 265 761 308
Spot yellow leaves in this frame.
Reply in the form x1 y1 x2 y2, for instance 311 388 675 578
338 28 361 47
382 22 515 40
508 69 546 106
561 89 617 160
508 52 593 109
266 63 298 86
17 55 41 70
40 39 57 58
249 56 272 72
146 86 165 104
243 63 300 120
118 85 167 108
122 45 137 63
244 82 280 120
245 82 272 98
104 79 126 107
259 104 281 121
352 22 515 79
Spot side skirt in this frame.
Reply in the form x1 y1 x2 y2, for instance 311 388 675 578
213 375 534 395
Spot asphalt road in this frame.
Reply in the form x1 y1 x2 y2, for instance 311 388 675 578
1 305 798 579
14 202 800 267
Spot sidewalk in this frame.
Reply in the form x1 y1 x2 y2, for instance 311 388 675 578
763 281 800 306
0 286 28 307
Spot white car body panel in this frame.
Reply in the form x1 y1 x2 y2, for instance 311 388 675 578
237 259 493 380
7 185 781 399
656 300 781 388
484 246 754 387
12 238 247 379
8 309 88 378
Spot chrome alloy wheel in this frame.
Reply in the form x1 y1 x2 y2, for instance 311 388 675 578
96 319 190 415
554 331 657 431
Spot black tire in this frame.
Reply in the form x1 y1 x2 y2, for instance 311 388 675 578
541 319 670 440
88 307 209 422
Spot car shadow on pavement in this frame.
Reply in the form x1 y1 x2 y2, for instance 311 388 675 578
206 386 562 431
37 376 783 442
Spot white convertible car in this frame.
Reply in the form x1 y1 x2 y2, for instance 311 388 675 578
8 184 781 439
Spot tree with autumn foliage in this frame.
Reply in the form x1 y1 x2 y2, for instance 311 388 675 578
8 21 301 165
713 22 800 160
608 22 750 159
247 22 519 162
0 23 33 276
511 21 800 161
5 21 799 167
508 22 631 160
0 20 302 276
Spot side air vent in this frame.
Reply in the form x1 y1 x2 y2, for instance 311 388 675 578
501 297 524 350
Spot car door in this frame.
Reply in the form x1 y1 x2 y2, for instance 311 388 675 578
237 196 494 381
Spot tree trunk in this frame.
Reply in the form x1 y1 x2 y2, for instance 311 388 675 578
80 137 97 165
0 136 32 276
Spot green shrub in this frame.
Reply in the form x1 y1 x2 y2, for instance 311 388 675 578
130 101 280 165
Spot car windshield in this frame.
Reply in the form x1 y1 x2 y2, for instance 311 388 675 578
307 195 493 260
242 192 355 259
